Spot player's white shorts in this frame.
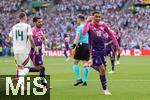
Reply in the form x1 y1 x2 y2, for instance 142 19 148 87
14 53 30 67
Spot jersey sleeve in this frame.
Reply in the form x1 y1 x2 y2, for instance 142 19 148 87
104 23 119 48
88 31 93 56
82 21 90 35
27 25 33 36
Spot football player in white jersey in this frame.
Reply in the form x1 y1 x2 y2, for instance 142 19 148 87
9 12 38 88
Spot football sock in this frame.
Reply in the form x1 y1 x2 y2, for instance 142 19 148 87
83 67 89 82
100 75 107 90
64 50 68 58
25 67 39 72
111 60 115 71
17 68 29 77
117 53 120 61
73 64 81 80
39 67 47 86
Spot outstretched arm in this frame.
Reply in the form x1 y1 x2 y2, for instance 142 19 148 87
28 35 36 48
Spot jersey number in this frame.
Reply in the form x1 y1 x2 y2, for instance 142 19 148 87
16 30 23 40
96 30 102 37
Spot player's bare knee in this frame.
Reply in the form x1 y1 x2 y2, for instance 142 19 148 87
35 65 43 71
83 60 89 67
99 65 106 75
35 67 40 71
84 64 89 67
39 65 45 70
74 60 79 64
83 63 89 67
40 67 45 71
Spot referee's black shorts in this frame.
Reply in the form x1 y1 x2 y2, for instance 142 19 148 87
74 43 90 61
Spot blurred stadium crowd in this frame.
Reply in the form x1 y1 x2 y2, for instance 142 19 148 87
0 0 150 55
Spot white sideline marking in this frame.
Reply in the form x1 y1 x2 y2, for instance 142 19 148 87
0 78 6 80
0 77 150 82
51 79 150 82
0 60 14 62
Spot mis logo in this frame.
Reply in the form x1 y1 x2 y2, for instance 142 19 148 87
0 75 50 100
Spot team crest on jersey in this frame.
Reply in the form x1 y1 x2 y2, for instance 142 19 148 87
99 26 105 31
93 27 96 31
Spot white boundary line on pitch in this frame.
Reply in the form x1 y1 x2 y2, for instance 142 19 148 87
51 79 150 82
1 77 150 82
0 60 14 62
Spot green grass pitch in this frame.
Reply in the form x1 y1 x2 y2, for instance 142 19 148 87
0 56 150 100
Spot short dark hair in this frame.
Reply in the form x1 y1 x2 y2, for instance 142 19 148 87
19 12 26 19
77 14 85 21
92 11 100 16
33 16 41 22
